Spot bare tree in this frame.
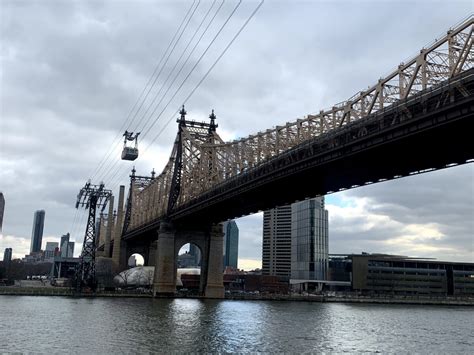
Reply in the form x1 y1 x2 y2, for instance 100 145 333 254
134 267 154 288
114 268 134 288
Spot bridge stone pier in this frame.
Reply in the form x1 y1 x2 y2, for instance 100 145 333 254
153 221 225 298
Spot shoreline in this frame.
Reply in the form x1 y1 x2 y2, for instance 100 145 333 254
1 287 473 306
224 293 474 306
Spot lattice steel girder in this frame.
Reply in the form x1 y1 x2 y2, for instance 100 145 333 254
122 168 155 235
125 17 473 233
80 195 98 288
75 182 112 291
170 70 474 223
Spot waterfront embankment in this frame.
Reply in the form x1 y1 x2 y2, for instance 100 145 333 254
225 293 474 306
1 286 473 305
0 287 151 298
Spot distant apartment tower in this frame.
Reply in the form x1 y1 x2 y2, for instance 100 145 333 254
263 197 329 279
68 242 75 257
3 248 12 263
291 197 328 280
60 233 74 257
44 242 59 260
0 192 5 232
30 210 45 253
262 204 292 277
223 220 239 269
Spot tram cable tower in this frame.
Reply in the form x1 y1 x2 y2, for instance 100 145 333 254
75 181 112 292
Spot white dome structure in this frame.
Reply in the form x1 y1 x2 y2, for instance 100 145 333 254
114 266 200 287
114 266 154 287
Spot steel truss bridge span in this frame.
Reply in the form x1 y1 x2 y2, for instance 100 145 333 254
122 18 473 240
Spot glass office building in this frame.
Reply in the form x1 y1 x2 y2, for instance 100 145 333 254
223 220 239 269
30 210 45 254
291 197 328 280
60 233 74 258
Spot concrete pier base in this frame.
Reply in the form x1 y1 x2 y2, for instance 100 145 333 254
153 222 177 296
204 223 225 299
152 221 225 298
147 240 158 267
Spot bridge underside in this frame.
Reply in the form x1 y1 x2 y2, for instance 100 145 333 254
170 70 474 225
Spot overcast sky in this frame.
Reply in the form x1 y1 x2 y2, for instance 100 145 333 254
0 1 472 268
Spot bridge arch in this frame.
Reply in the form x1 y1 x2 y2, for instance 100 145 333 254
174 232 209 295
124 243 152 268
176 242 203 293
177 242 203 266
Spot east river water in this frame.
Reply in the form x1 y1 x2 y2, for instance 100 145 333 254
0 296 473 353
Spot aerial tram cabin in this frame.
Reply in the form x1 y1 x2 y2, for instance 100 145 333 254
122 131 140 161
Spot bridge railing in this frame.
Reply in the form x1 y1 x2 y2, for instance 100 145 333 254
182 16 473 189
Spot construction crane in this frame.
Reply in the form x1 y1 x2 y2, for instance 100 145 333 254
74 181 112 292
122 131 140 161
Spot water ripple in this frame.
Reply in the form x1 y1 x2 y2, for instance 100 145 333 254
0 296 472 353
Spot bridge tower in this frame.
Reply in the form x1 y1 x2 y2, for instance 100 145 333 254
122 167 156 235
115 169 157 273
151 107 225 298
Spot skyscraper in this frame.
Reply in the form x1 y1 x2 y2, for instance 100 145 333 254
68 242 75 258
262 197 329 280
60 233 74 257
3 248 12 263
0 192 5 232
44 242 59 261
30 210 45 254
223 220 239 269
262 204 292 277
291 197 328 280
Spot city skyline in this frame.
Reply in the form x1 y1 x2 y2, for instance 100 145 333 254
0 218 75 262
0 2 472 266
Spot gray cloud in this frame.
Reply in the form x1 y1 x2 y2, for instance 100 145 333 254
327 164 474 261
1 0 472 263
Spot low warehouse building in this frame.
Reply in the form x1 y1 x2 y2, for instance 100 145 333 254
351 254 474 296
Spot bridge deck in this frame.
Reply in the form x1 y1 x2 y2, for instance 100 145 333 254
124 69 473 240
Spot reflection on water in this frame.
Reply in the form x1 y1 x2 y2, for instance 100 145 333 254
0 296 473 353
